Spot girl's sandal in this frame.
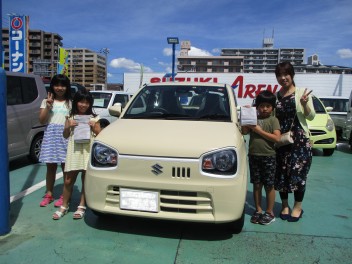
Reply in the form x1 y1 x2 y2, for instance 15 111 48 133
52 206 69 220
73 206 86 220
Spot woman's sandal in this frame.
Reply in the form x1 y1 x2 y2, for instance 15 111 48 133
52 206 69 220
73 206 86 220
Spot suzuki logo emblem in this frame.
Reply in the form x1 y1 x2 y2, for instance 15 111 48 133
151 164 163 175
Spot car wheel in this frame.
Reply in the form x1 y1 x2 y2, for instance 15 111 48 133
227 208 245 234
28 134 43 163
323 148 335 156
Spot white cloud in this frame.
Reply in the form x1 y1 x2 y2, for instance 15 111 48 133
163 48 173 56
211 48 221 54
110 58 153 72
337 49 352 59
188 46 213 56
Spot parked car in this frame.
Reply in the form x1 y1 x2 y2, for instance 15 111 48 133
319 96 349 139
90 91 133 123
307 96 337 156
85 82 248 233
342 90 352 149
6 71 47 162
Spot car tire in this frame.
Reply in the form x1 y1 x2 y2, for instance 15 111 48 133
227 208 245 234
323 148 335 156
28 134 43 163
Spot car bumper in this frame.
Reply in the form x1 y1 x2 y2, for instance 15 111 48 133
310 128 336 149
85 155 247 223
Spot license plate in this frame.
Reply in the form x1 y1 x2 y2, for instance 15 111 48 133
120 188 159 212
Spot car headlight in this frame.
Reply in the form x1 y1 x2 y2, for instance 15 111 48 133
91 142 118 167
326 119 334 132
202 149 237 175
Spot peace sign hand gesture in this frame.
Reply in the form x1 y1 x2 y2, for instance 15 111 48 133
300 88 313 107
46 92 54 109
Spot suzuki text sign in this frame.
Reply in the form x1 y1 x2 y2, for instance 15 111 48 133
9 15 27 73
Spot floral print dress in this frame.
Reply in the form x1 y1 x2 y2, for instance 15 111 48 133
275 92 312 192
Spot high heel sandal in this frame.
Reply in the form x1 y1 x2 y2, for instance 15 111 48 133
52 206 69 220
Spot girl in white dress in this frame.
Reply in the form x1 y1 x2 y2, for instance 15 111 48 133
39 74 71 207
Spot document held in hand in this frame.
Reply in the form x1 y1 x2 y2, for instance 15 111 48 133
74 115 91 143
240 107 257 126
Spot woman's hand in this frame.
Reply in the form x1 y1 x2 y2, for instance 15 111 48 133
300 88 313 107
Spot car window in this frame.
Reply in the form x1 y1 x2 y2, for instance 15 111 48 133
124 85 231 121
320 98 349 112
7 76 38 105
312 96 326 114
91 92 112 108
113 94 129 108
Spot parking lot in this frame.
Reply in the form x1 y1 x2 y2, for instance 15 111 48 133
1 141 351 264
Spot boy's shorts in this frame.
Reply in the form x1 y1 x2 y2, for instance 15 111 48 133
248 155 276 190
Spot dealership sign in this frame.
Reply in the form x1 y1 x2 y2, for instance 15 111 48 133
124 72 352 106
9 15 27 73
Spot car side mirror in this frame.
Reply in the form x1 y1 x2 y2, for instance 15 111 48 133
325 106 333 112
109 103 122 117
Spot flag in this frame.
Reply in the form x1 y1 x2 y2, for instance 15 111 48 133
57 47 68 75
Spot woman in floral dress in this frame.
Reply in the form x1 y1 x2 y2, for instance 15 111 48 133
274 62 316 222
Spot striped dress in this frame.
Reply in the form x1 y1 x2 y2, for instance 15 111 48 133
64 115 99 172
39 100 71 163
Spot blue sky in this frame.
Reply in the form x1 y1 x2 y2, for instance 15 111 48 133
3 0 352 83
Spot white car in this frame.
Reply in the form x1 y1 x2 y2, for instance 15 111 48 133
319 96 349 139
85 82 248 233
90 91 133 123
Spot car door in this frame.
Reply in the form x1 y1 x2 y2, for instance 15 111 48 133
7 75 39 158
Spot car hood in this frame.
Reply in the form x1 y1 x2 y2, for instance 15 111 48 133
95 119 242 158
307 113 329 129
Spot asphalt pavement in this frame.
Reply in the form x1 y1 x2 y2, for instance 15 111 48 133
1 142 351 264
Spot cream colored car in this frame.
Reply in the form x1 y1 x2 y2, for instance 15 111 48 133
85 82 248 233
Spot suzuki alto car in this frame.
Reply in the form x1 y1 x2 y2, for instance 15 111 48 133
85 82 248 233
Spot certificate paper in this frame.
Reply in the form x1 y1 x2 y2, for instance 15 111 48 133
74 115 91 143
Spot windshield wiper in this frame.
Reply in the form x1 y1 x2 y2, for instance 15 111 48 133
197 114 230 120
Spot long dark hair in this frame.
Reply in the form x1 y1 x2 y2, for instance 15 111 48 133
49 74 72 108
70 90 96 117
275 61 296 86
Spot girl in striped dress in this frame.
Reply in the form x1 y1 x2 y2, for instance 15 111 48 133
53 90 99 220
39 74 71 207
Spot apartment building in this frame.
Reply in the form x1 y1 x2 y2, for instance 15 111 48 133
2 28 62 77
2 29 107 89
65 48 106 89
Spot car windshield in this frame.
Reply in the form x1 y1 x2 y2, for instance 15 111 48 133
123 85 231 121
312 96 327 114
91 92 112 108
320 98 349 112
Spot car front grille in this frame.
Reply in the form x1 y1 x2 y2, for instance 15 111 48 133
314 138 335 144
105 186 213 215
310 129 327 136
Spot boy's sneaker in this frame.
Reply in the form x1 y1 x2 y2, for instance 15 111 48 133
259 212 276 225
40 194 54 207
54 195 64 207
250 211 262 224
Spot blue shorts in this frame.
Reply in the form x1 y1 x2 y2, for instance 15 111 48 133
248 155 276 190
